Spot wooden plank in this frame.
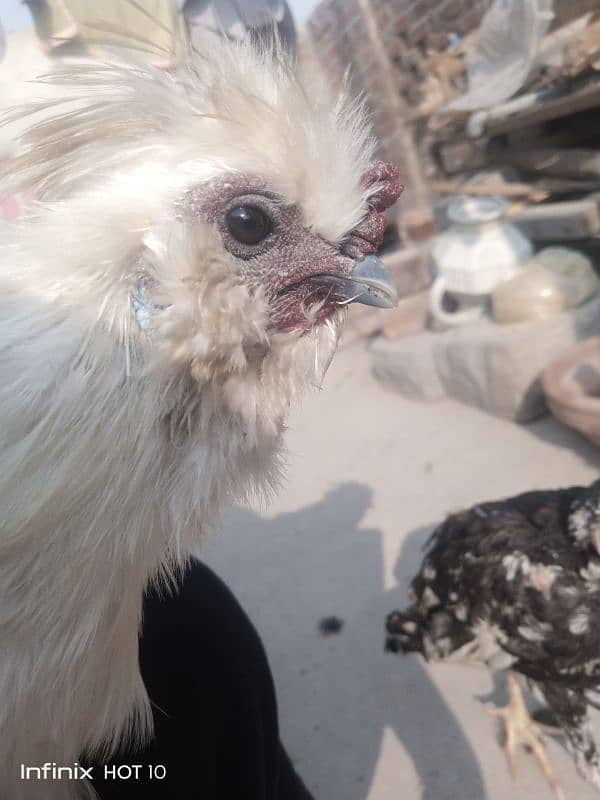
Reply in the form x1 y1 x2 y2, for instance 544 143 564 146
432 79 600 143
476 80 600 138
432 177 600 200
489 146 600 180
432 139 487 175
432 179 547 200
509 195 600 240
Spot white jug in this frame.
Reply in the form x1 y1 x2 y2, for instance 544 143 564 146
430 196 533 327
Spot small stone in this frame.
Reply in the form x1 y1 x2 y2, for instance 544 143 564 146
371 331 445 402
318 616 345 636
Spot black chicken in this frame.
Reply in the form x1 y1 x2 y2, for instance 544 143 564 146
386 481 600 798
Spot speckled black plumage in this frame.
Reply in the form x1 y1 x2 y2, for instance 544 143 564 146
386 480 600 787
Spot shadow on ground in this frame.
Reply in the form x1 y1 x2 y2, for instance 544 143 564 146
524 414 600 471
204 484 487 800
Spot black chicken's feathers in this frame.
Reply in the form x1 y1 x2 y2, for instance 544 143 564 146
387 480 600 789
389 481 600 684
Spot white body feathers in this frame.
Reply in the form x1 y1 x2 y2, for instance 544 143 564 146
0 41 375 798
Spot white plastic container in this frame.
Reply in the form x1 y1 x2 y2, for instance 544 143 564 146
430 196 533 327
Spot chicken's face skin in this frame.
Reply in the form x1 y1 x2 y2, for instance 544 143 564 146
132 163 400 433
131 160 400 424
175 162 401 335
183 172 357 334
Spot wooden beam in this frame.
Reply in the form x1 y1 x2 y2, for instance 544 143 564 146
356 0 433 231
433 79 600 143
488 145 600 180
473 79 600 138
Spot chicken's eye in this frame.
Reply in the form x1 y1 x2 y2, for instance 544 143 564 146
226 206 273 245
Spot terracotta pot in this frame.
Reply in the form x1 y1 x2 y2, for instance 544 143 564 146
541 336 600 445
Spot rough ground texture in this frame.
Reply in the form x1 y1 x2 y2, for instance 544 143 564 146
202 342 600 800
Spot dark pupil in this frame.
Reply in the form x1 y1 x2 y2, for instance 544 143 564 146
226 206 272 245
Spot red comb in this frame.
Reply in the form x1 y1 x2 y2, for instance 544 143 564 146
362 161 404 212
345 161 404 257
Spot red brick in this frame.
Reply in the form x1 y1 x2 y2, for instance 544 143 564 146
402 209 437 242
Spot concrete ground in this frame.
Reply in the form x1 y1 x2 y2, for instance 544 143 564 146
202 340 600 800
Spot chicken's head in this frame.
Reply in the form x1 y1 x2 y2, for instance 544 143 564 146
181 159 401 336
7 41 403 437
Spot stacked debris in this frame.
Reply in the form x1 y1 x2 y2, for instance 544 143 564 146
361 1 600 435
422 4 600 254
303 0 600 436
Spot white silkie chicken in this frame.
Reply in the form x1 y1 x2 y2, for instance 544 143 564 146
0 34 401 800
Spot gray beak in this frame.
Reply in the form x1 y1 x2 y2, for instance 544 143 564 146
315 255 398 309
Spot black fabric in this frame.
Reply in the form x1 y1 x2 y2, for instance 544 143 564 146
91 560 314 799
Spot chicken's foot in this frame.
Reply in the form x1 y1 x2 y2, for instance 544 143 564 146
488 671 565 800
